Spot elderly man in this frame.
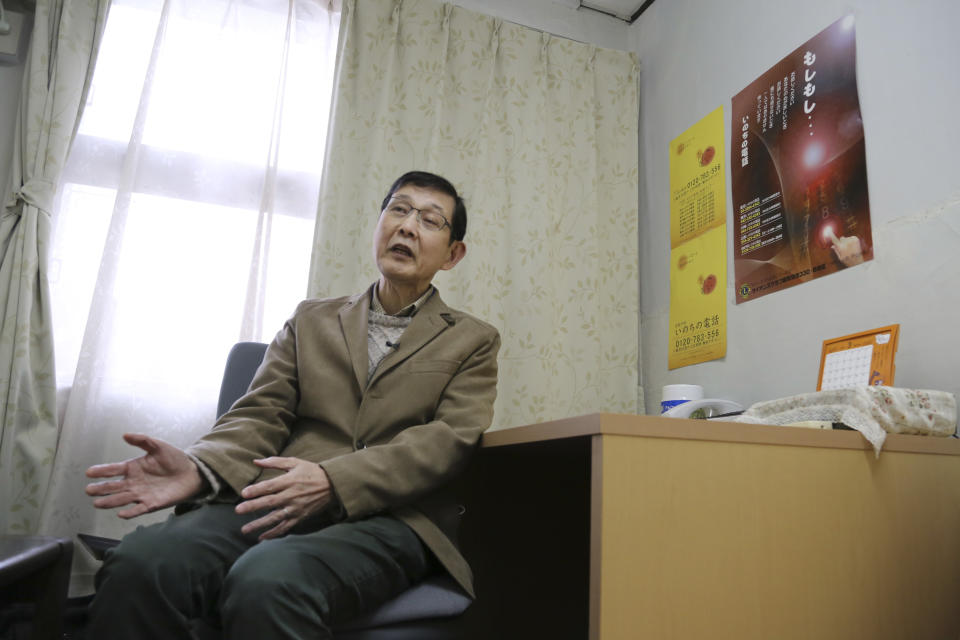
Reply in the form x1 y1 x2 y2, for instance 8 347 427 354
84 171 500 639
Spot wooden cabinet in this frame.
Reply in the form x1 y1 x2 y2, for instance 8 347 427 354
457 413 960 639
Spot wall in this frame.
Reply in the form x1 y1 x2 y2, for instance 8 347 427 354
630 0 960 413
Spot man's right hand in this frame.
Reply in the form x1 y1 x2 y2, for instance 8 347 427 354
85 433 205 519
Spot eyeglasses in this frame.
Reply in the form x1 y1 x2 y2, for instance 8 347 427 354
383 198 451 233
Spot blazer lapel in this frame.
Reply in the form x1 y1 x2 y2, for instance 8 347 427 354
366 291 454 388
339 286 373 392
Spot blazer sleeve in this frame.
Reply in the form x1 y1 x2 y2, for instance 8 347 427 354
184 304 302 494
319 323 500 520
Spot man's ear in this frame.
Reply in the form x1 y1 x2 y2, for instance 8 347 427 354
441 241 466 271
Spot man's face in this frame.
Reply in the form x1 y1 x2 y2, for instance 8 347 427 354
373 184 465 294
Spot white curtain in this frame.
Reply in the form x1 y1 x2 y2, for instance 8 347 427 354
0 0 109 536
310 0 640 428
38 0 340 592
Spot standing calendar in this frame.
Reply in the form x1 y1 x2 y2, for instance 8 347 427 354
817 324 899 390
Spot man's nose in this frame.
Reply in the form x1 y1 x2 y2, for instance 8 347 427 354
398 211 420 235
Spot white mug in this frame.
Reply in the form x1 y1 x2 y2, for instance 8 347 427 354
660 384 703 414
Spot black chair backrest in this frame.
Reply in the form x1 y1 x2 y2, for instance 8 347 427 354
216 342 269 418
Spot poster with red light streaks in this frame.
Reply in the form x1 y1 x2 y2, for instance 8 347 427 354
731 14 872 304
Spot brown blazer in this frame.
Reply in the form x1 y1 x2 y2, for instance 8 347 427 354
186 284 500 596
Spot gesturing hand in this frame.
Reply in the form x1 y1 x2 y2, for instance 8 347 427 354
85 433 204 519
236 457 333 540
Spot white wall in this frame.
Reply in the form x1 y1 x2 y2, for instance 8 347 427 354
630 0 960 413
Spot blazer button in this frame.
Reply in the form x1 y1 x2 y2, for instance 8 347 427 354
356 439 366 450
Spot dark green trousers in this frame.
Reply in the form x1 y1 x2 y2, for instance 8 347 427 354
86 503 433 639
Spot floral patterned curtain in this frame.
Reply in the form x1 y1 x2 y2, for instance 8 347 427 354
309 0 641 428
0 0 109 535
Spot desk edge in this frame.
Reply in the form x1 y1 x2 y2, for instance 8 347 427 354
481 413 960 456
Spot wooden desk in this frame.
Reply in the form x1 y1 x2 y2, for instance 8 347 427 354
456 413 960 640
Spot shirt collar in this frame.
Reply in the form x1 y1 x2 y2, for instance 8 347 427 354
370 284 435 317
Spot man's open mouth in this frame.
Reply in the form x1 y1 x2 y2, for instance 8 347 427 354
389 245 414 258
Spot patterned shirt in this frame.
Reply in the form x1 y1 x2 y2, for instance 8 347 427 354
366 284 435 381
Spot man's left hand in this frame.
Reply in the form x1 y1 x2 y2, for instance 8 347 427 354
236 457 333 540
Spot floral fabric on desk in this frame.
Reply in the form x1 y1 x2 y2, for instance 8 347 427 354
731 387 958 455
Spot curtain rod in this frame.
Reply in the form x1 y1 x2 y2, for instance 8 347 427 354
577 0 656 24
455 1 594 48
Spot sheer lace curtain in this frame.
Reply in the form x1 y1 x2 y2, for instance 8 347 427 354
38 0 340 590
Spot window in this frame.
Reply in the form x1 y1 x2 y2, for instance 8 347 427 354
50 0 339 427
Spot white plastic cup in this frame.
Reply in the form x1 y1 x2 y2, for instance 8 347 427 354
661 384 704 414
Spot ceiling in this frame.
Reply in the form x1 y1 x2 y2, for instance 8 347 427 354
578 0 656 23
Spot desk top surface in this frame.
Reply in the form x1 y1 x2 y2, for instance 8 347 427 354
481 413 960 456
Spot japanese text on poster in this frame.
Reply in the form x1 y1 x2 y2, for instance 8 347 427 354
731 15 872 303
669 106 727 369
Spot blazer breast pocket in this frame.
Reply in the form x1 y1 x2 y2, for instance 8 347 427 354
405 359 461 375
380 359 463 419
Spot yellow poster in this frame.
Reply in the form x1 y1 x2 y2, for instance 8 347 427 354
669 106 727 369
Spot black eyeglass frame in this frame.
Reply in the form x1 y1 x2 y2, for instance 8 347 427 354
383 197 452 233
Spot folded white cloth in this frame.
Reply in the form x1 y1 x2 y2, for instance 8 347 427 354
731 387 957 455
